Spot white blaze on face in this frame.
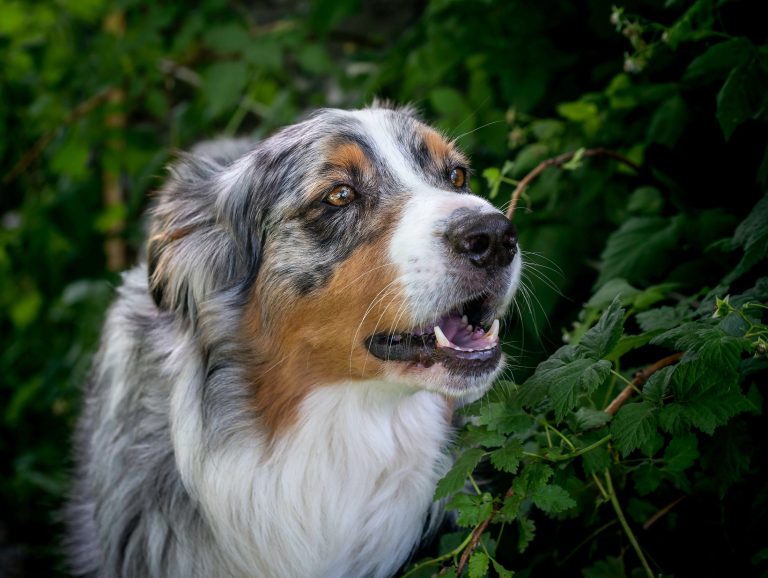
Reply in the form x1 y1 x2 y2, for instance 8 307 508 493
353 108 521 327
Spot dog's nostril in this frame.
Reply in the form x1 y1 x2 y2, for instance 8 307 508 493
447 212 517 269
466 234 490 257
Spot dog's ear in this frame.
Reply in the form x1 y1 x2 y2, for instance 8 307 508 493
147 148 260 320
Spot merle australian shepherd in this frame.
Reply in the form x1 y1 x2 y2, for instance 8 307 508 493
66 104 522 577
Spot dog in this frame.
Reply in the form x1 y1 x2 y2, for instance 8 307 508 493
66 104 522 577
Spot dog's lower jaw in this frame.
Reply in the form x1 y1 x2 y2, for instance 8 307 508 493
172 377 453 578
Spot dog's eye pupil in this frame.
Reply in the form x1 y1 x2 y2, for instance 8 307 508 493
450 168 466 188
324 185 357 207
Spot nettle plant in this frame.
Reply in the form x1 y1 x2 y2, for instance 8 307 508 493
401 4 768 578
404 196 767 578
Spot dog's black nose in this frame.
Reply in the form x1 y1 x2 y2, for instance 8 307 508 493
447 212 518 268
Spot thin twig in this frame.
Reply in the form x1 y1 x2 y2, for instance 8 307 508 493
604 469 656 578
643 496 685 531
604 352 683 416
455 487 514 576
506 147 641 220
2 86 118 186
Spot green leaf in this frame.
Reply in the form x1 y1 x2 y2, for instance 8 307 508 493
434 448 485 500
684 37 753 81
468 551 489 578
636 304 690 332
447 492 494 527
517 517 536 553
531 484 577 514
717 61 768 140
724 193 768 283
680 388 754 435
582 556 626 578
663 433 699 473
203 61 249 117
522 348 611 420
573 407 612 431
647 95 688 147
586 279 641 309
610 401 658 456
597 216 681 287
492 558 515 578
476 402 535 435
576 298 625 359
557 101 599 122
490 439 523 474
203 23 252 53
633 462 663 496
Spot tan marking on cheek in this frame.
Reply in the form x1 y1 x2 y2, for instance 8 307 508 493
243 211 417 437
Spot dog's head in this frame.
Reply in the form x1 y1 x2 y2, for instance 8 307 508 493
148 105 521 431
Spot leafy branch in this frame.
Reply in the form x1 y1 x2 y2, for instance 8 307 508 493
505 147 641 220
604 352 683 415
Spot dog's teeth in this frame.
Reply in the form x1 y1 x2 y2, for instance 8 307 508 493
466 324 473 332
461 315 468 325
485 319 500 342
434 326 452 348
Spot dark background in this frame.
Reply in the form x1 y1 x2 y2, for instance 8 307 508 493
1 0 766 576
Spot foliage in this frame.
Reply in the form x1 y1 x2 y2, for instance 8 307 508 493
1 0 766 576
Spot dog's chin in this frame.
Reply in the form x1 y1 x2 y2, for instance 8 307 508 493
379 356 505 401
364 291 508 400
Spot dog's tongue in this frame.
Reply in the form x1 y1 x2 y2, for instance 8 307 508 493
434 316 499 352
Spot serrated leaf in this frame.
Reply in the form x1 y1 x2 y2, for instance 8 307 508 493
468 551 489 578
642 365 675 405
498 491 523 523
577 298 625 359
513 463 554 496
636 305 690 332
490 439 523 474
531 484 577 514
434 448 484 500
684 37 753 81
476 402 535 435
633 462 663 496
447 492 494 527
492 558 515 578
587 279 641 309
597 216 681 288
459 425 507 449
573 407 612 431
518 517 536 553
582 556 627 578
521 346 612 420
581 443 611 476
663 433 699 473
551 359 611 421
682 388 754 435
610 401 658 456
717 61 768 140
724 193 768 283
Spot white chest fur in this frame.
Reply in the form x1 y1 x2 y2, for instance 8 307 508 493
173 380 452 578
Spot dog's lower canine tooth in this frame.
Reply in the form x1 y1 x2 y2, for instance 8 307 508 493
434 326 452 348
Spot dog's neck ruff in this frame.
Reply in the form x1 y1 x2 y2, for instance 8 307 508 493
171 352 451 578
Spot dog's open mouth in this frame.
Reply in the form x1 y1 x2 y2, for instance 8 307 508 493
364 293 501 374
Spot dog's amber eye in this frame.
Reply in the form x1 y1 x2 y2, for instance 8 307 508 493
450 167 466 188
324 185 358 207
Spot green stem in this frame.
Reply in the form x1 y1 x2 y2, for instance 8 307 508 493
539 420 576 450
525 434 612 463
610 368 640 393
468 474 482 496
604 469 655 578
399 529 475 578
